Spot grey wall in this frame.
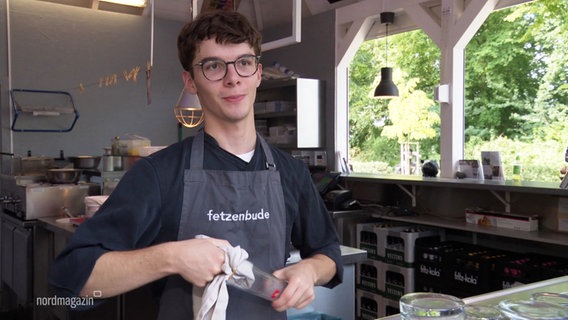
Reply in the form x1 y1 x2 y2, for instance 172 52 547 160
0 0 197 159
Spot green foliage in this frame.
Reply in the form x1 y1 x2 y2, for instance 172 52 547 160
348 0 568 182
380 75 440 142
465 136 565 182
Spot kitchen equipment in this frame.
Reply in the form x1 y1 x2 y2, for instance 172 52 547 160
46 168 81 184
68 156 101 169
11 156 55 176
9 89 79 132
0 174 100 220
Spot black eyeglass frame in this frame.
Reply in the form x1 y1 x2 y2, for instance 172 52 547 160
193 55 261 81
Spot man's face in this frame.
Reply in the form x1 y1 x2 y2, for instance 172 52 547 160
183 38 262 127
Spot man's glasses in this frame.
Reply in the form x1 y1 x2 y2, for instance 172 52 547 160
193 55 261 81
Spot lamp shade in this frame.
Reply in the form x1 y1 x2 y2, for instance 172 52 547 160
174 89 204 128
374 67 399 99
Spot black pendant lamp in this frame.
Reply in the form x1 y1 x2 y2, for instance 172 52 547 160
374 12 399 99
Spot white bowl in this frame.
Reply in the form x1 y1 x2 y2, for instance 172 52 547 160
138 146 166 157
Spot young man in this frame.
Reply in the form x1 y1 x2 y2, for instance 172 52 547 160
49 10 342 319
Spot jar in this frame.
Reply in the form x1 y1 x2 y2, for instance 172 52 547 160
102 147 113 172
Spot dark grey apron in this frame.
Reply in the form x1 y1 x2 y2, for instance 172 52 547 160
157 131 287 320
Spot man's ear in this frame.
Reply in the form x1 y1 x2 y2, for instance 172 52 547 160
256 64 263 88
182 71 198 94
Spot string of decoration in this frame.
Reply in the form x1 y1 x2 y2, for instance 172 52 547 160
75 64 143 94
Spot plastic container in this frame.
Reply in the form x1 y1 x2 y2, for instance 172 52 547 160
226 260 287 301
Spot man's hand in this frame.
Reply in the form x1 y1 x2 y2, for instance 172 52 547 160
170 237 231 287
270 254 336 312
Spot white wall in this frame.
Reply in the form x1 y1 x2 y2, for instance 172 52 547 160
0 0 197 159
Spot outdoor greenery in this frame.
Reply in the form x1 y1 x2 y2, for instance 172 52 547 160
348 0 568 182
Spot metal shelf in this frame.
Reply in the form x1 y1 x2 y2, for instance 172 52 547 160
371 213 568 247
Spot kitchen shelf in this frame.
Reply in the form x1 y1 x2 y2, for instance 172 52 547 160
371 213 568 247
255 78 323 148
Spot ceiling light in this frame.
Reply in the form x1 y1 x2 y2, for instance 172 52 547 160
174 88 204 128
374 12 399 99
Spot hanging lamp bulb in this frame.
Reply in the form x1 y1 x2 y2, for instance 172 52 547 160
374 12 399 99
374 67 399 98
173 88 204 128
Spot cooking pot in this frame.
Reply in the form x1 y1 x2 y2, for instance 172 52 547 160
46 168 81 184
68 156 101 169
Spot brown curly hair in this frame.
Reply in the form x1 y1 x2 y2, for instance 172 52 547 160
177 10 262 77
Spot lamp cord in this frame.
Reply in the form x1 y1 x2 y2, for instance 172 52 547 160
385 23 389 67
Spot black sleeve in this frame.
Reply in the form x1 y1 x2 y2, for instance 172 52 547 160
48 158 165 298
289 160 343 288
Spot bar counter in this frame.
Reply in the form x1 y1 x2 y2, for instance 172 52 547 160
379 275 568 319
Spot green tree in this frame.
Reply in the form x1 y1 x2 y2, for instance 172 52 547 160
349 0 568 181
381 75 439 143
465 8 540 141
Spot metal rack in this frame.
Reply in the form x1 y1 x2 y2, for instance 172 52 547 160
10 89 79 132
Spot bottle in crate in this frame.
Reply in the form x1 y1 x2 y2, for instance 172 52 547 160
384 226 445 267
356 290 381 320
356 259 383 294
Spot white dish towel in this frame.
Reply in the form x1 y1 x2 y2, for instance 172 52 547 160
192 235 254 320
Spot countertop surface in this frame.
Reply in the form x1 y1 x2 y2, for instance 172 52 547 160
378 275 568 320
342 172 568 195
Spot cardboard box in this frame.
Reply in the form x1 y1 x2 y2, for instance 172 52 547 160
465 208 538 231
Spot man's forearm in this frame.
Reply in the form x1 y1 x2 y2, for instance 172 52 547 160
79 242 174 298
302 254 337 286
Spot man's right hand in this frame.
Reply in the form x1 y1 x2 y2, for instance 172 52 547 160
169 237 231 287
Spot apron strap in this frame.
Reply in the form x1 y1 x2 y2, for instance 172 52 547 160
190 130 205 169
257 133 276 171
190 130 277 171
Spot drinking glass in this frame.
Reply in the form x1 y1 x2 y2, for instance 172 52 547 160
498 299 568 320
464 305 503 320
531 292 568 307
400 292 466 320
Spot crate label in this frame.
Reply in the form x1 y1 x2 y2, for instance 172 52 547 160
360 243 380 260
453 271 479 285
384 284 404 300
419 264 442 278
